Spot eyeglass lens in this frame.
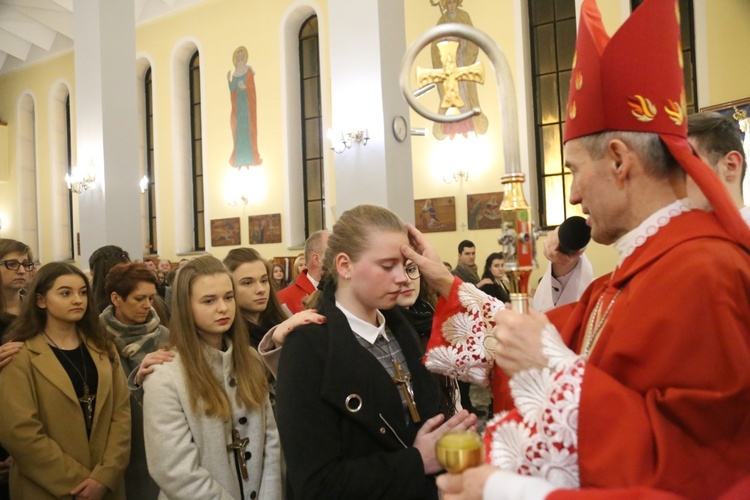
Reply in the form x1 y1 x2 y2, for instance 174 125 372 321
1 260 35 271
405 265 419 279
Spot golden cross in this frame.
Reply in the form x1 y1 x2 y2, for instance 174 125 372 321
227 428 250 480
392 361 420 423
416 40 485 115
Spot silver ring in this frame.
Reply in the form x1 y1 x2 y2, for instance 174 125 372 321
345 394 363 413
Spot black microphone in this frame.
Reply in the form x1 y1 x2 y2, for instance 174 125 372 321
558 216 591 255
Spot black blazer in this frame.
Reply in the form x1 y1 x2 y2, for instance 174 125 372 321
276 288 440 499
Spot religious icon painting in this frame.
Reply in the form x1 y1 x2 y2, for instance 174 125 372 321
210 217 241 247
414 196 456 233
228 46 262 167
467 191 504 230
248 213 281 244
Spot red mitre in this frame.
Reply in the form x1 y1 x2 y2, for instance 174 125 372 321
564 0 750 250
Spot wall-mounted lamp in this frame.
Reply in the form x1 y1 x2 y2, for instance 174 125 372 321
65 160 97 194
328 128 369 154
226 166 266 206
140 175 149 194
443 166 470 184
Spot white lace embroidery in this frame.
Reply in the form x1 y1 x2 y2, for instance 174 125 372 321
424 283 504 387
427 283 586 487
487 324 584 489
614 199 691 264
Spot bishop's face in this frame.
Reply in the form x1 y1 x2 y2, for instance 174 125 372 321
565 138 628 245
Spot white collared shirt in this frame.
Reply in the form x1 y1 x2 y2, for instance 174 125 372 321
740 205 750 226
306 272 320 290
335 301 387 345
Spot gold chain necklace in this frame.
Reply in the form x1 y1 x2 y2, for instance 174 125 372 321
581 288 622 359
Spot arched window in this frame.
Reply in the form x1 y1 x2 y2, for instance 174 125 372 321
65 95 74 258
49 83 74 261
144 67 157 254
528 0 580 228
18 94 39 259
531 0 698 228
189 51 205 250
299 15 324 237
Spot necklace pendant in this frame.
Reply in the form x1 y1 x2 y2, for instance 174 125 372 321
227 428 250 480
392 361 420 423
79 383 96 431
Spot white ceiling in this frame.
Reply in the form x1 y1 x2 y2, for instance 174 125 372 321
0 0 208 76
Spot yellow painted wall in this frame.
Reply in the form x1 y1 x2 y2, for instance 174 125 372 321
0 53 75 260
0 0 745 284
703 0 750 105
136 0 330 261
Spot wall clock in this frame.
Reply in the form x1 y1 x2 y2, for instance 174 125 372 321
392 115 408 142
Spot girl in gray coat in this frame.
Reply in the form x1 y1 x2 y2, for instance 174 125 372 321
143 256 281 499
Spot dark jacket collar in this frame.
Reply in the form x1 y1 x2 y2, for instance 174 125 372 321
317 288 438 448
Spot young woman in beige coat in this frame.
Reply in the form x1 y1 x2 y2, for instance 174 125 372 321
0 262 131 499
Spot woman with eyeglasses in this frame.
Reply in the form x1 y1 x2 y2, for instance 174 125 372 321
0 240 34 500
0 239 35 326
0 239 33 369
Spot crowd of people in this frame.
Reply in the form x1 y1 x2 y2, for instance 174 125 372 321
0 0 749 499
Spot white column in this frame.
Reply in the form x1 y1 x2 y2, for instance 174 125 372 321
73 0 143 267
327 0 415 223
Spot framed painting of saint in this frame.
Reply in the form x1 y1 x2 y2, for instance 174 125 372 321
210 217 241 247
414 196 456 233
248 213 282 244
467 191 504 230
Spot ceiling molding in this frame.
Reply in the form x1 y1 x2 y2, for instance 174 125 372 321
0 0 208 75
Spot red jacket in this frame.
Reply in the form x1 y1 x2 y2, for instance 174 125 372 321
277 270 316 314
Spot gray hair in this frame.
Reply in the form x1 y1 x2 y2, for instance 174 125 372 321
578 131 679 179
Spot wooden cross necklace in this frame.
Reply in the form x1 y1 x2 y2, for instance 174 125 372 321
44 332 96 432
373 336 421 423
392 360 421 423
227 428 250 480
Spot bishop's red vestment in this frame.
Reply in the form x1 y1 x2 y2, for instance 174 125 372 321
426 206 750 498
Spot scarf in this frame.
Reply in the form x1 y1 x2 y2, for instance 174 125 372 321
454 262 480 285
100 305 170 373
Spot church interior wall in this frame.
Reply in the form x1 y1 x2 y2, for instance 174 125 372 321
0 0 747 285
